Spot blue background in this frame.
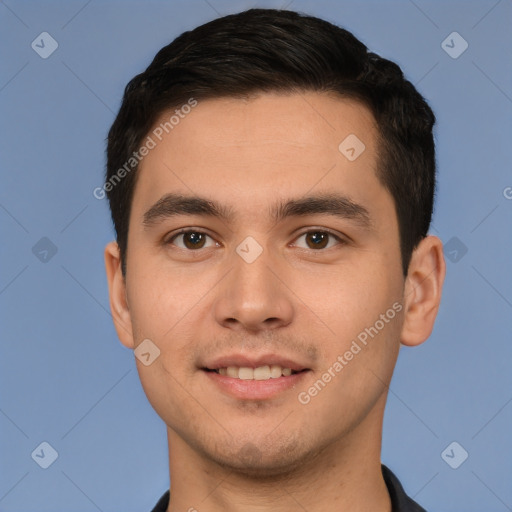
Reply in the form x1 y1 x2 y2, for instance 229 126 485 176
1 0 511 510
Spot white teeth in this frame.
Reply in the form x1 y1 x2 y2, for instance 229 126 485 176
270 365 282 378
227 366 238 378
238 367 254 380
214 365 298 380
253 365 270 380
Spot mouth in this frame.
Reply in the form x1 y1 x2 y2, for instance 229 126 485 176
202 365 308 380
200 358 311 400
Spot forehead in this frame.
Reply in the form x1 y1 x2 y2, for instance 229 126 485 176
132 92 388 226
149 91 377 159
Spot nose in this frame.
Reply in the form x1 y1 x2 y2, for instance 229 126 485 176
213 242 295 333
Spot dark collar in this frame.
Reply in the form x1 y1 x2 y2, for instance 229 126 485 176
150 464 426 512
381 464 427 511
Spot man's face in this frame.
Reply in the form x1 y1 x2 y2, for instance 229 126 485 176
121 93 406 474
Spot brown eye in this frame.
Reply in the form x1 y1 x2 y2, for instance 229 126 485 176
305 232 329 249
168 231 215 250
294 230 344 250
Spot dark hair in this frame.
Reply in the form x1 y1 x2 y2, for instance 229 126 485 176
106 8 436 277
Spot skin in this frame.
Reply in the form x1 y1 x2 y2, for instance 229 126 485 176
105 92 445 512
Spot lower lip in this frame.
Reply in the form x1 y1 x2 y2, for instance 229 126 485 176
202 369 310 400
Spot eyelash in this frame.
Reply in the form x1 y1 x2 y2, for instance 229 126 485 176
165 228 347 251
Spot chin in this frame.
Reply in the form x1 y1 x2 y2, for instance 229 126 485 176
204 437 318 479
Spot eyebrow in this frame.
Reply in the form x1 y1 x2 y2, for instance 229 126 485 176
142 192 372 229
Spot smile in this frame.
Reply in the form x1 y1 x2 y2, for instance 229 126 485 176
204 365 305 380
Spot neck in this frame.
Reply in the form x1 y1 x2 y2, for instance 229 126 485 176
166 395 391 512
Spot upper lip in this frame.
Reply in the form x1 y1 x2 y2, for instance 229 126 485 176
202 353 310 372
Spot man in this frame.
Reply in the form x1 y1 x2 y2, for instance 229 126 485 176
103 8 445 512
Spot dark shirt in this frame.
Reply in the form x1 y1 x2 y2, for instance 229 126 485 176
150 464 426 511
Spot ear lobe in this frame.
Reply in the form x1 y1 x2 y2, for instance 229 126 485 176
400 236 446 347
104 241 135 349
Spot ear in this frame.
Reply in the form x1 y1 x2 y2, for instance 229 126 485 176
104 241 135 349
401 235 446 347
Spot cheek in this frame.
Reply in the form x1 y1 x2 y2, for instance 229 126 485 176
299 254 404 394
126 263 220 391
126 260 209 337
312 256 400 330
